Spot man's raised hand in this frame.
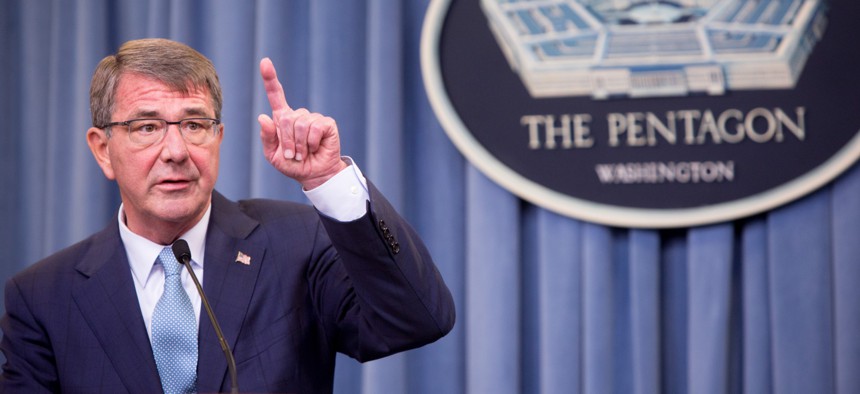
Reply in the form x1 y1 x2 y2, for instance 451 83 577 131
258 57 348 190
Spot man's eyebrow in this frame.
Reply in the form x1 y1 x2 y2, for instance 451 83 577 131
131 110 159 118
183 107 212 117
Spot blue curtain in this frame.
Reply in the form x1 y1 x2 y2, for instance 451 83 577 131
1 1 858 393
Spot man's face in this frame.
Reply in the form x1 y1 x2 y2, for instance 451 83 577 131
91 72 222 242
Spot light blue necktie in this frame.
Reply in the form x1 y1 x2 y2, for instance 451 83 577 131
151 246 198 394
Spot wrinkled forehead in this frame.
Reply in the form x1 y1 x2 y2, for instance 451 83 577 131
113 72 215 118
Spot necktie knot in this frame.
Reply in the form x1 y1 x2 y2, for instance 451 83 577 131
159 247 183 277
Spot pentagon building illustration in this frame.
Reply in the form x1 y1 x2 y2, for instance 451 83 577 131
481 0 829 99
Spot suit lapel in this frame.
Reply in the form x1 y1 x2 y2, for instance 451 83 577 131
69 193 265 393
196 192 265 393
71 226 163 393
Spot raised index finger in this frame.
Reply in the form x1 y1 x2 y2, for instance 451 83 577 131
260 57 293 113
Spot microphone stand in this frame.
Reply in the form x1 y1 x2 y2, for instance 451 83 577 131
173 241 239 394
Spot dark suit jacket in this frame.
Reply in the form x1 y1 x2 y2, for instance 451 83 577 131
0 184 455 393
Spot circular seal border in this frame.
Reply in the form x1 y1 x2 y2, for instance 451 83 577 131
421 0 860 228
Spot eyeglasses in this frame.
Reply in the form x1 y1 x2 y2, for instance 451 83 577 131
97 118 221 147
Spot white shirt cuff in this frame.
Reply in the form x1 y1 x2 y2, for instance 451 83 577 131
303 157 370 222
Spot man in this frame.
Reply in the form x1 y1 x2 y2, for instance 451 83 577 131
0 38 455 393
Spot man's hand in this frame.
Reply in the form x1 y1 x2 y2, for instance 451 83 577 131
258 57 348 190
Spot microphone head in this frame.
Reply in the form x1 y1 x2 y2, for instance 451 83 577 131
172 239 192 264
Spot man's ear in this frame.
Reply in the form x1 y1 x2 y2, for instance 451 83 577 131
86 127 116 180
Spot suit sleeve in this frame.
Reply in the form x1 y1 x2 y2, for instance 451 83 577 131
0 277 58 393
308 181 455 362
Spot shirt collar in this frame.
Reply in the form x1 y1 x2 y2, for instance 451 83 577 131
118 202 211 288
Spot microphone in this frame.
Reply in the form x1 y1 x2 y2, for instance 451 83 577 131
172 240 239 394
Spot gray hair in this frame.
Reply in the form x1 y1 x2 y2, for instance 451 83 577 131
90 38 222 127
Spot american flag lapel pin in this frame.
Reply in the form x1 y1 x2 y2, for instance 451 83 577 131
235 251 251 265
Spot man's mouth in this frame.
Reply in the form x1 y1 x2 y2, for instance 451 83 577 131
156 178 193 190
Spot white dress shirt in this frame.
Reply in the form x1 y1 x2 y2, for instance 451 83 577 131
118 160 370 339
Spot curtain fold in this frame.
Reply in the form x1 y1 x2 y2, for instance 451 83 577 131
687 225 734 394
582 223 614 393
741 218 772 394
536 210 582 394
833 164 860 394
768 192 836 393
1 1 858 393
628 229 660 394
466 166 521 394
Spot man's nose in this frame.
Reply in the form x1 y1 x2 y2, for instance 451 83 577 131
160 124 190 160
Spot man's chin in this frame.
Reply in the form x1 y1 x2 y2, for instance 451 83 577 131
150 197 209 224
